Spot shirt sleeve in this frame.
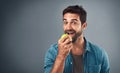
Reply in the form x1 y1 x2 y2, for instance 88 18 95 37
100 49 110 73
44 44 58 73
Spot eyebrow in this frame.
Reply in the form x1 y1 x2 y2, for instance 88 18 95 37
71 19 78 21
63 19 66 21
63 19 78 21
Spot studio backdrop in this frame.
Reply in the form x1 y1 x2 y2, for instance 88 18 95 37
0 0 120 73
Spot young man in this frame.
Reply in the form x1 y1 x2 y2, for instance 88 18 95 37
44 5 110 73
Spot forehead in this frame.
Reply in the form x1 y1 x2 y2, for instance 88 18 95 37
63 13 80 21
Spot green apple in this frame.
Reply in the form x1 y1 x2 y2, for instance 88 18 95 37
60 34 68 39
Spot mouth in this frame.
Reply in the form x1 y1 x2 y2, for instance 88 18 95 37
65 30 75 36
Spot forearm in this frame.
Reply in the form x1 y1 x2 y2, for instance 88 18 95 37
50 55 66 73
50 34 72 73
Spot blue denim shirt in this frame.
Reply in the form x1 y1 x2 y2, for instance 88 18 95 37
44 38 110 73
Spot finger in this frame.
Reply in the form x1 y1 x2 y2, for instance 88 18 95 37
64 45 67 49
63 43 73 50
63 37 72 45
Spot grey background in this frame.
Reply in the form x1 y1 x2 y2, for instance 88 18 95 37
0 0 120 73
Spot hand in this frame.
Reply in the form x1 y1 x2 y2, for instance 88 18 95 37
58 35 73 59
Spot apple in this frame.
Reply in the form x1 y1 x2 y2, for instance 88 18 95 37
60 34 68 39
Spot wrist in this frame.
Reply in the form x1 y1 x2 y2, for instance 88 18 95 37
57 54 66 61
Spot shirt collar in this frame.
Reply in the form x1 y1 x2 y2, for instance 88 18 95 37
84 37 91 52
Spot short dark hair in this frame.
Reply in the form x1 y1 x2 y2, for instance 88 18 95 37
63 5 87 24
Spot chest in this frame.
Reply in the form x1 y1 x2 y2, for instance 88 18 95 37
64 52 102 73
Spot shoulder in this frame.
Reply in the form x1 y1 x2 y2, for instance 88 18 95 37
47 43 58 53
88 41 106 54
45 43 58 60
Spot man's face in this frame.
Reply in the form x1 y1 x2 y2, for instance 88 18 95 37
63 13 86 43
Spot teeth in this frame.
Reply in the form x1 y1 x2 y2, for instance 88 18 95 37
68 31 74 34
66 30 75 34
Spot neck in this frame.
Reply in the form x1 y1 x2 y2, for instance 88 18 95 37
71 34 85 55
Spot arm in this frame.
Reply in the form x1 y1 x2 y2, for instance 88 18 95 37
44 35 72 73
50 54 66 73
50 35 72 73
44 46 66 73
44 45 57 73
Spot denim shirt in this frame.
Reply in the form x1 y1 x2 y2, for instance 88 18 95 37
44 38 110 73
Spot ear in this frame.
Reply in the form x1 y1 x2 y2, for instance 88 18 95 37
82 22 87 30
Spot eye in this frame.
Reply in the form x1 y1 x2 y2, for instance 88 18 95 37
71 21 77 25
63 21 68 25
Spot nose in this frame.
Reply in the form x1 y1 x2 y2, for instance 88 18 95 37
66 23 72 30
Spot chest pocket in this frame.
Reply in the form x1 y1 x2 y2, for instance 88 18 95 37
88 65 101 73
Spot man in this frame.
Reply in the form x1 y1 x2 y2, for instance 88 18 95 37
44 5 110 73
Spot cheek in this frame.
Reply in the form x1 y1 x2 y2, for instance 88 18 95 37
73 26 81 31
63 26 66 31
73 26 81 30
